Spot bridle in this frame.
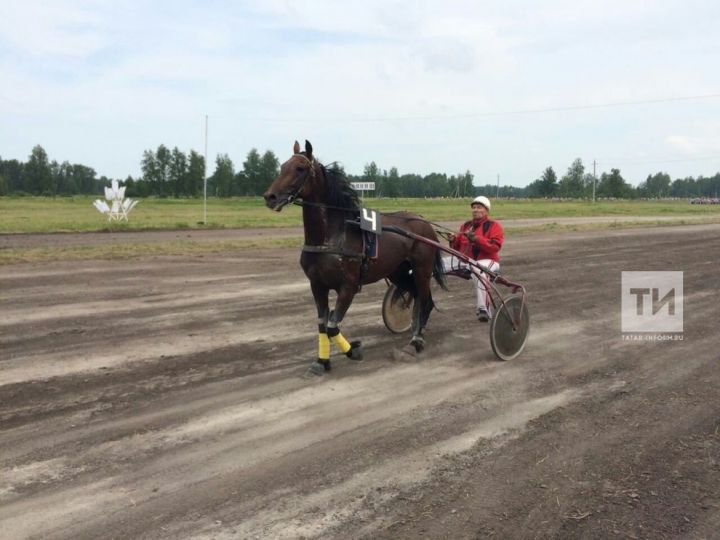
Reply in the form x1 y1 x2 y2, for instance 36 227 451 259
286 153 316 205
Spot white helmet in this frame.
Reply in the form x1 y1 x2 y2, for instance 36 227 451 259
471 195 491 211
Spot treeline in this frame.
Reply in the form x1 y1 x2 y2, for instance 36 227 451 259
525 159 720 199
351 165 526 198
2 145 719 199
0 144 278 198
205 148 279 197
136 145 206 197
0 145 108 196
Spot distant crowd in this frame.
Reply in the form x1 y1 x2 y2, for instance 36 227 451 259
690 198 720 204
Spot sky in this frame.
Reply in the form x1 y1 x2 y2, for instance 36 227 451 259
2 0 720 187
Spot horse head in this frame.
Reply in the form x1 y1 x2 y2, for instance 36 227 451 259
263 140 317 211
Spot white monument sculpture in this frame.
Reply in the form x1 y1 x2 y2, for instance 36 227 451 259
93 179 138 222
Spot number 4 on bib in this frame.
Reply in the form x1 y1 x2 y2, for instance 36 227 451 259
360 208 382 233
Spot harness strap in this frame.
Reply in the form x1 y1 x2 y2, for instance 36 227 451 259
302 244 364 260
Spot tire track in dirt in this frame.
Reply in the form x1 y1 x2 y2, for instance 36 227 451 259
0 353 605 540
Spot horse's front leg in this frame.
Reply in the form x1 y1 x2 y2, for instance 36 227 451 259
307 281 363 376
308 281 332 375
326 284 363 363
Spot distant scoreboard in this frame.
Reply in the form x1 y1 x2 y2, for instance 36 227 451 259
351 182 376 191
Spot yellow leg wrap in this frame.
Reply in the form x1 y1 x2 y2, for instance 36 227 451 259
318 333 330 360
331 333 352 353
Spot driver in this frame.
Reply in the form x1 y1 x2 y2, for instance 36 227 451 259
443 196 504 322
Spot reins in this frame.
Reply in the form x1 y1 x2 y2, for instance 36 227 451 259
287 156 455 248
292 199 455 240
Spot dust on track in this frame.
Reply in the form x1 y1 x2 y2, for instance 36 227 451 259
1 224 718 539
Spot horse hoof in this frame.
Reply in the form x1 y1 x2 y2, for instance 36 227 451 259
346 340 363 361
308 360 331 376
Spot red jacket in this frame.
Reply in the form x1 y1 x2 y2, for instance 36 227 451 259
450 217 504 262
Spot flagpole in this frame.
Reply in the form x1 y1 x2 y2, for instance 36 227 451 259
203 114 208 224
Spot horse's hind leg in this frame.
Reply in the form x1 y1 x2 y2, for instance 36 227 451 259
327 285 363 362
409 296 433 353
408 266 435 354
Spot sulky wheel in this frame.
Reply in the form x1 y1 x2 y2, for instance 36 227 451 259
489 294 530 361
382 283 413 334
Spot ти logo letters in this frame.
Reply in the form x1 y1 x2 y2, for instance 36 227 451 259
621 272 683 334
628 287 675 316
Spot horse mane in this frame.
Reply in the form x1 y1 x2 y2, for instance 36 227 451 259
320 162 359 210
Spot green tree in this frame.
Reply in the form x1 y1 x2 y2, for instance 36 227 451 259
211 154 235 197
448 171 473 198
242 149 263 195
0 159 24 193
258 150 280 195
528 167 557 197
363 161 381 196
696 174 720 197
384 166 401 197
525 178 542 197
639 172 671 198
155 145 172 197
670 177 694 198
73 164 98 194
169 147 188 197
558 158 585 198
187 150 205 197
424 172 449 197
50 161 96 195
123 175 138 197
52 161 70 194
583 173 597 199
140 145 172 196
141 149 160 195
539 166 557 197
61 161 82 195
597 168 631 198
460 170 474 198
235 171 249 195
399 173 423 197
23 145 53 195
130 174 152 198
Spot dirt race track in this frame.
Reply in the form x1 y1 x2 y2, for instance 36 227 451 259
1 224 719 539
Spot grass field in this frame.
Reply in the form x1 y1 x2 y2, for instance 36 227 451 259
2 196 720 234
1 196 719 264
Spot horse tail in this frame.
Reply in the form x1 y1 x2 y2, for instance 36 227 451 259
432 249 448 291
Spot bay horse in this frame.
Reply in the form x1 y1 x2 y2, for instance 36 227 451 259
263 140 446 375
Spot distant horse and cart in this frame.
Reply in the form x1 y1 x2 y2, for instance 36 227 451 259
263 140 529 375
